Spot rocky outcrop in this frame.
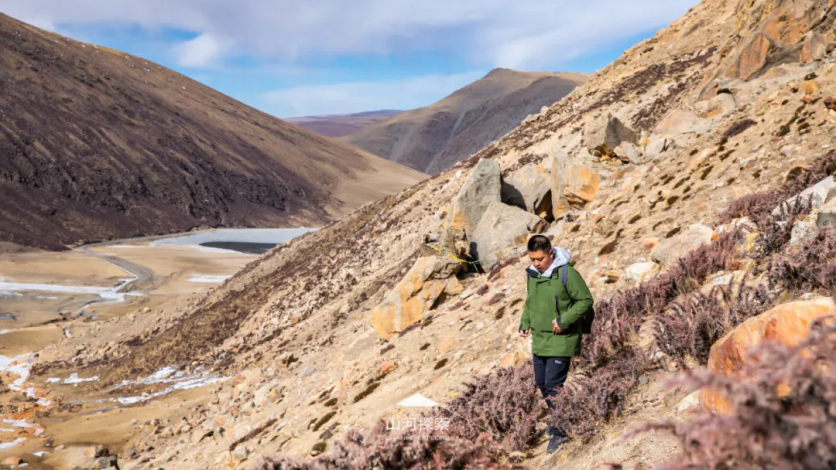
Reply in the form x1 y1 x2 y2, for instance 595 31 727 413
736 32 773 81
551 161 601 219
471 202 548 270
702 297 836 414
773 175 836 216
502 163 552 217
585 114 637 153
369 256 464 340
450 159 502 234
650 224 714 267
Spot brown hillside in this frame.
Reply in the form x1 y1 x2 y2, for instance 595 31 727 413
345 69 588 173
19 0 836 468
0 14 425 250
286 110 403 138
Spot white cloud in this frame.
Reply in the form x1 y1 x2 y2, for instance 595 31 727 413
172 33 230 68
0 0 699 69
264 71 485 117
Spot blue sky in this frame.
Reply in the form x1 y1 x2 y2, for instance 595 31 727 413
1 1 698 118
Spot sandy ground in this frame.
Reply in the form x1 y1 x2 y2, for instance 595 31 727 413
0 232 261 466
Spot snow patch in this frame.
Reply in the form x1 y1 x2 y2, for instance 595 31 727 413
0 437 26 450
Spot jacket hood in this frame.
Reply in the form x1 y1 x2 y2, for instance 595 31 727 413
529 247 571 277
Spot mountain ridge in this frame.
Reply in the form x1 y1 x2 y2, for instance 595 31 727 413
285 110 404 138
344 68 589 173
0 14 425 250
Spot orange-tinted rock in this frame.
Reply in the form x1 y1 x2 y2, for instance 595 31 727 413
500 349 528 367
439 336 457 354
702 297 836 413
564 165 600 205
379 361 397 374
370 256 462 340
737 32 772 80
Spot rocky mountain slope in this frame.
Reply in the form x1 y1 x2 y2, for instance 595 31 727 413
345 69 588 173
0 14 425 251
286 110 403 138
5 0 836 468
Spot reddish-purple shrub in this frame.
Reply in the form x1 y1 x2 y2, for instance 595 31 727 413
627 318 836 469
256 420 516 470
768 227 836 296
427 365 543 453
654 273 775 367
718 150 836 226
549 347 646 441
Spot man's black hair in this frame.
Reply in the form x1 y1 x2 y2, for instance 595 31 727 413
527 234 552 253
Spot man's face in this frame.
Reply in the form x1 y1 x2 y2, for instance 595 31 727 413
528 249 554 273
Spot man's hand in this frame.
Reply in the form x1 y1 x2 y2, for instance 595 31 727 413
519 328 529 338
552 319 562 334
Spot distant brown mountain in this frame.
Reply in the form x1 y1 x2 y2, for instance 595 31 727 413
344 69 588 173
286 110 403 138
0 14 425 250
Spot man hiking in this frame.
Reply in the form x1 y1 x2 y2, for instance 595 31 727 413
519 235 593 454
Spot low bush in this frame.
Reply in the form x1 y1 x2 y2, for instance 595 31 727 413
257 420 516 469
427 365 543 453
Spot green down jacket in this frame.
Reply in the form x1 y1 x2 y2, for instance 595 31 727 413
519 261 594 357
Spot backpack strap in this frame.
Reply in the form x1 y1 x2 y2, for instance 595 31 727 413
561 264 575 305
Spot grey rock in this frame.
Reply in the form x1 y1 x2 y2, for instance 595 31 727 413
773 176 836 216
816 197 836 231
502 163 552 215
615 142 642 165
471 201 549 270
585 113 637 151
232 444 248 461
650 224 714 267
449 159 502 234
645 138 671 157
95 455 118 469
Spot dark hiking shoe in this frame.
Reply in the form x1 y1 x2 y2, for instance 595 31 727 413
547 433 568 454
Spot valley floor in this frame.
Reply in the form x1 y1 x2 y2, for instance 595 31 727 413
0 230 300 469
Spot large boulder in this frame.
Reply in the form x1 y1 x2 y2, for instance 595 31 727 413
650 224 714 267
702 297 836 414
736 32 773 80
471 201 548 271
550 159 601 219
370 256 463 340
502 163 552 217
585 113 637 153
449 159 501 234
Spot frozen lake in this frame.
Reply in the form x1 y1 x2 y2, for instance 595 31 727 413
149 228 316 254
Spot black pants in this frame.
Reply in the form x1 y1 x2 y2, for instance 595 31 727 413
532 354 570 436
